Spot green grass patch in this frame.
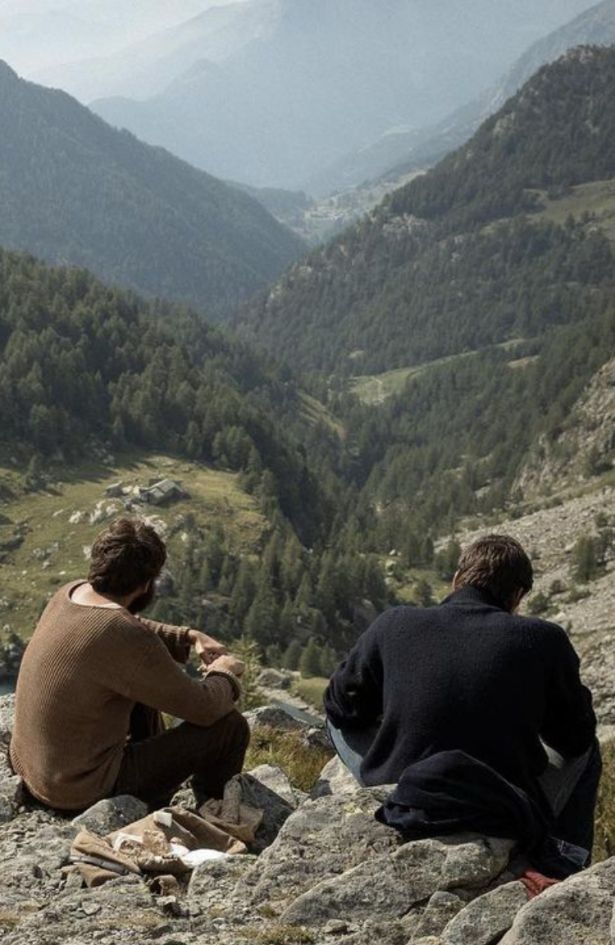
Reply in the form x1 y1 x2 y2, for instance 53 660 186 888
393 568 450 606
534 178 615 244
299 392 345 438
247 927 315 945
245 726 333 793
0 451 267 641
351 340 527 405
292 676 328 711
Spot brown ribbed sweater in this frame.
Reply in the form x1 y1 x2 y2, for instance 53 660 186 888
10 582 237 810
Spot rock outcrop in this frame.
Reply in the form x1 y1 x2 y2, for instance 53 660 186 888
2 695 615 945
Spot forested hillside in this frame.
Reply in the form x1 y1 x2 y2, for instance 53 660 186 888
0 61 303 317
0 248 390 664
233 45 615 560
2 46 615 676
238 46 615 374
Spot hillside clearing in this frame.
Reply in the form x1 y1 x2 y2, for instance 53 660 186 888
0 452 268 641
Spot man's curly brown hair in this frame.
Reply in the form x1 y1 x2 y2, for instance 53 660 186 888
88 518 166 596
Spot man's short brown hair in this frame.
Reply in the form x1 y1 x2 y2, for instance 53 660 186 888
88 518 166 596
453 534 533 608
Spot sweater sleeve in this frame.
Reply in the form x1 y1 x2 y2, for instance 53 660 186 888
324 613 387 729
134 615 191 664
113 632 237 727
539 623 596 759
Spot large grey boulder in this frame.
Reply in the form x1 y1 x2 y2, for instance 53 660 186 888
500 857 615 945
244 703 322 732
281 835 513 927
71 795 148 835
441 881 528 944
247 763 306 810
237 765 302 853
238 789 403 909
411 891 467 940
257 669 292 690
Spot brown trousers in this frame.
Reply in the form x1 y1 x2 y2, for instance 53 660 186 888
113 704 250 808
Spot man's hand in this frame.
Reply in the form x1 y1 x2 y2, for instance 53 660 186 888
188 630 228 667
207 654 246 679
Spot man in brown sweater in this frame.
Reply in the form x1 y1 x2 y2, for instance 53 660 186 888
10 518 250 811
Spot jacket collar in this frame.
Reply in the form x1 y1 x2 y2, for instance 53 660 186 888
441 585 509 611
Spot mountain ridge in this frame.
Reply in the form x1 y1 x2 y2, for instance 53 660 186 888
0 61 304 316
375 0 615 191
236 46 615 374
87 0 593 190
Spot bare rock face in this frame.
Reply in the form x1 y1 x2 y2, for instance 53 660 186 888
440 881 528 944
281 835 513 927
238 788 403 910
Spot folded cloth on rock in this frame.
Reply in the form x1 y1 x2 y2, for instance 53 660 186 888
375 750 551 849
70 778 263 887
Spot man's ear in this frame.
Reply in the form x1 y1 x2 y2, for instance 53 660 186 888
510 589 526 613
452 570 460 591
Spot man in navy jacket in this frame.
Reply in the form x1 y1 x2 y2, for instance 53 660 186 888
325 534 600 867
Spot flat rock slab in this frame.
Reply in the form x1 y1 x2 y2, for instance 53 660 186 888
282 835 513 927
238 789 403 909
500 857 615 945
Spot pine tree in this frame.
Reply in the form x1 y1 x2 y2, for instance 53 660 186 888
230 560 256 622
572 536 600 583
299 639 323 679
282 639 302 671
319 643 338 678
414 578 434 607
244 580 280 647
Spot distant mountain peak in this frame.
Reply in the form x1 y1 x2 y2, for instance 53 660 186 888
0 60 18 80
0 67 304 317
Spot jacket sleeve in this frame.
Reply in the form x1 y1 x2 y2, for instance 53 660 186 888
539 623 596 758
324 613 387 729
134 615 192 664
113 632 238 727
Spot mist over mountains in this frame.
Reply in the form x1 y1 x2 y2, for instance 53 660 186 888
0 1 230 75
16 0 591 191
349 0 615 193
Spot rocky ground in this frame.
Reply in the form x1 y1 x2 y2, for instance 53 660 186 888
2 695 615 945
